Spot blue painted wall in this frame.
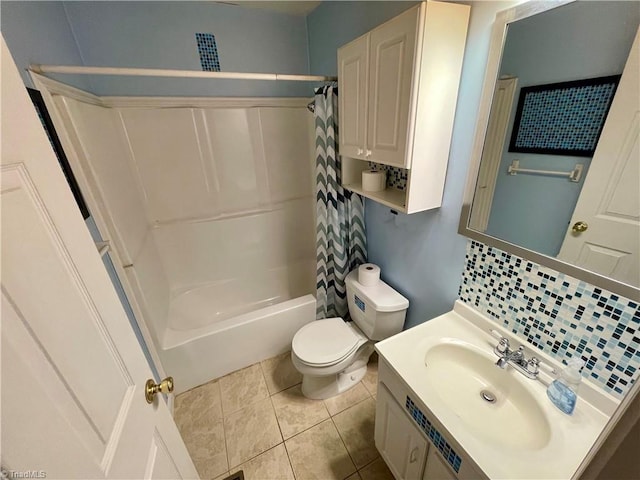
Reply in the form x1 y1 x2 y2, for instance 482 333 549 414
63 1 312 97
1 1 91 91
307 1 418 75
2 1 313 97
308 1 520 328
486 1 639 256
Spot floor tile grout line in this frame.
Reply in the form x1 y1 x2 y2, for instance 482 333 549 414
220 394 232 476
362 378 377 398
273 382 333 438
273 385 374 442
285 417 353 480
270 381 303 399
220 363 271 418
329 415 359 476
329 394 374 419
270 382 331 441
268 395 287 445
331 396 379 473
278 410 331 442
230 441 290 476
227 440 286 473
356 454 383 475
267 382 302 397
258 358 277 396
226 397 283 471
281 435 298 480
260 352 303 397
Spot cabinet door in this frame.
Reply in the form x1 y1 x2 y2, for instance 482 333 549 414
423 448 458 480
338 35 369 160
375 383 429 480
367 5 419 167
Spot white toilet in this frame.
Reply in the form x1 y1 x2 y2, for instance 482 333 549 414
291 269 409 399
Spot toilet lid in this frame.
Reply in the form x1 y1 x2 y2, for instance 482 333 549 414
292 318 363 366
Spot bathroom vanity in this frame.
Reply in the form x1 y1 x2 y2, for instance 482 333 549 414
370 0 639 477
374 301 617 479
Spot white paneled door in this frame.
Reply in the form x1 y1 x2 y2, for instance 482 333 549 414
558 30 640 288
0 37 198 480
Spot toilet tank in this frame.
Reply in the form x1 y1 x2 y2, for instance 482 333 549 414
345 270 409 341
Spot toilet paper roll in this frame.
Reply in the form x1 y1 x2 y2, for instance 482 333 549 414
362 170 386 192
359 263 381 286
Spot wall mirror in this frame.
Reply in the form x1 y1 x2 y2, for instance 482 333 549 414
460 0 640 301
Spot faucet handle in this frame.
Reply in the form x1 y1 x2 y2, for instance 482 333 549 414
511 345 525 362
526 357 540 376
496 337 510 354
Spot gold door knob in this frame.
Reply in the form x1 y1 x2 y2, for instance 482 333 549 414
145 377 174 404
572 221 589 233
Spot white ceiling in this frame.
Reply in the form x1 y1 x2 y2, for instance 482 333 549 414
216 1 322 16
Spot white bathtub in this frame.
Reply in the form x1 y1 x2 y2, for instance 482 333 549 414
126 216 316 395
161 292 316 395
166 261 314 332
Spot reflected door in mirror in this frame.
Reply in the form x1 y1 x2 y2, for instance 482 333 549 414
558 31 640 287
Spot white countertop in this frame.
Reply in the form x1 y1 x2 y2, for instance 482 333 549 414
375 300 618 480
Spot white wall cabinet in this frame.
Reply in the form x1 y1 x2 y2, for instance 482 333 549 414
338 1 470 213
339 35 369 160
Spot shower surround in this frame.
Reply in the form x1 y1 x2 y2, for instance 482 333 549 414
36 74 317 392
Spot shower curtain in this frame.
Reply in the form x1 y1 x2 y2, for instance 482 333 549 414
314 84 367 319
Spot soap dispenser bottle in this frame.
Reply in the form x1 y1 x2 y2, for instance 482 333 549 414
547 357 584 415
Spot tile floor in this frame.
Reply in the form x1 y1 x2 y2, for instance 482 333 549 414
174 352 394 480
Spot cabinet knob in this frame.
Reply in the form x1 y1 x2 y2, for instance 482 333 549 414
357 148 364 155
365 150 372 157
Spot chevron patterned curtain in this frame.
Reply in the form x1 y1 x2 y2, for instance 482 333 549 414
314 84 367 320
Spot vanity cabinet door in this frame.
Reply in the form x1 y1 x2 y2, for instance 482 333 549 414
338 34 369 161
423 448 457 480
375 383 429 480
367 6 419 167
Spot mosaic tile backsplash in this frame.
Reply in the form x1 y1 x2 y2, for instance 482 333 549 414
459 240 639 398
367 162 408 191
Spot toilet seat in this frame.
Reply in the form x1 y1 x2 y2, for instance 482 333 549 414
292 317 365 367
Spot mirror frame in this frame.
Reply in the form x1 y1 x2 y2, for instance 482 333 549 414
459 0 640 302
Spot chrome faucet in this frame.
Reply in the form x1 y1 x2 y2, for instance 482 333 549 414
494 337 540 379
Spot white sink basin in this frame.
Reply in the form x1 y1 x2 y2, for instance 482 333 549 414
423 342 551 450
375 301 615 479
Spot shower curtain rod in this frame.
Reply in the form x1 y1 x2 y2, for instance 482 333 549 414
29 64 337 82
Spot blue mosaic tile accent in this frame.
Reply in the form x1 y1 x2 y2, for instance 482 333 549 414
405 396 462 473
367 162 408 191
459 240 640 398
195 33 221 72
